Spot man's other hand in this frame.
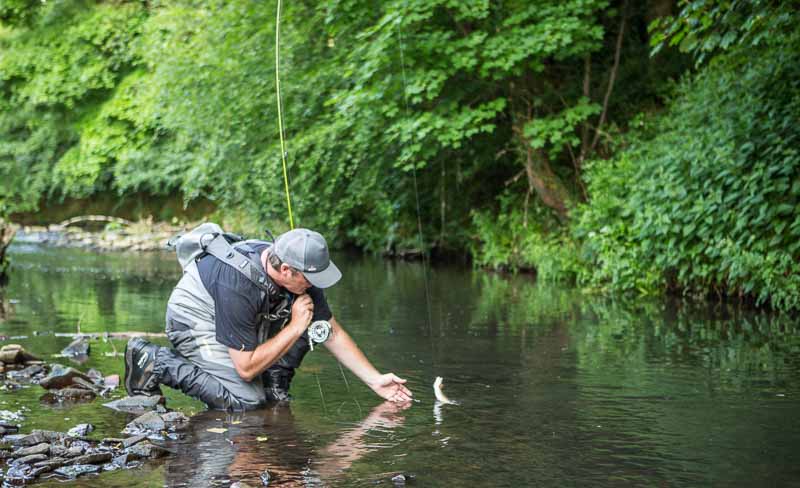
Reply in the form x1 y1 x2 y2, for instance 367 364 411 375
368 373 413 403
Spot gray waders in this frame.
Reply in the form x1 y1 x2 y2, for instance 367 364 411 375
152 228 310 411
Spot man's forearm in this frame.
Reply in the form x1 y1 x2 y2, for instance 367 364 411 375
228 324 304 381
324 317 381 386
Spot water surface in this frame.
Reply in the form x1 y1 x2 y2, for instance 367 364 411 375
1 243 799 486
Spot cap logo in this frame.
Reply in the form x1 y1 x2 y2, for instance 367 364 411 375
307 266 317 271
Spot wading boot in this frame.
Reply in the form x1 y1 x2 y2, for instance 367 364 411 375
263 366 295 403
124 338 163 397
263 334 311 403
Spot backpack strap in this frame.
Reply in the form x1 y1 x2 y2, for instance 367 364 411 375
203 234 272 295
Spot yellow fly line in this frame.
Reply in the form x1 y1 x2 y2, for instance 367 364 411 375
275 0 295 230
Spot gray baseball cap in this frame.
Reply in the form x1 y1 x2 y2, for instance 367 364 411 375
273 228 342 288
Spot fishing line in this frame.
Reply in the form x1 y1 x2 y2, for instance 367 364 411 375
397 12 436 367
275 0 295 230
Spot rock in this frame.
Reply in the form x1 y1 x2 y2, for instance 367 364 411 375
111 453 131 467
65 445 85 458
103 374 120 389
0 409 25 423
39 364 93 390
0 421 19 435
6 432 49 447
40 389 96 404
67 423 94 437
72 377 104 394
34 456 68 469
161 411 189 429
124 441 171 460
12 453 48 465
391 474 406 485
12 443 51 458
4 464 33 485
6 364 45 381
123 411 165 435
260 470 271 486
103 395 164 413
122 434 148 449
0 344 39 364
49 445 68 457
86 369 104 383
54 463 101 479
68 452 113 465
61 337 90 358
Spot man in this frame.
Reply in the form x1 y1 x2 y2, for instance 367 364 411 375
124 228 412 411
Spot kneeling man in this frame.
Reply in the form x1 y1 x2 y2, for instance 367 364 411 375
124 228 412 410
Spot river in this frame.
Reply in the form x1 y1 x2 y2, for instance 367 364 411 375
1 242 799 487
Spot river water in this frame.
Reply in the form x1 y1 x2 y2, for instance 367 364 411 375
1 242 799 487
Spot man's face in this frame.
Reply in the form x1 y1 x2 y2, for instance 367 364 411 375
278 264 312 295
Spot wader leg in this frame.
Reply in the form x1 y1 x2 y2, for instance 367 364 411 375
159 315 265 411
263 334 310 402
154 347 254 411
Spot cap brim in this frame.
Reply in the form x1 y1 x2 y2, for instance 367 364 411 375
303 260 342 289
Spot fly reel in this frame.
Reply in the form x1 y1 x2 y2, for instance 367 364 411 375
308 320 332 350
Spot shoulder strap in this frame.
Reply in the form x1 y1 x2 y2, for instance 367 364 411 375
204 234 273 294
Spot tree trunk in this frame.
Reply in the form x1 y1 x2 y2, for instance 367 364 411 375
514 126 572 221
0 220 17 284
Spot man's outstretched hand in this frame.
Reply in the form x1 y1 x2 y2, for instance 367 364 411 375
368 373 413 403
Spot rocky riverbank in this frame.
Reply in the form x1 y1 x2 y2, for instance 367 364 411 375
14 218 189 253
0 342 192 485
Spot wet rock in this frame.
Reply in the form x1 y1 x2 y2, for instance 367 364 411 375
4 463 33 485
67 423 94 437
260 470 271 486
391 474 407 485
5 432 49 447
124 441 171 460
49 445 68 458
103 395 164 413
103 374 120 389
11 443 51 458
161 411 189 429
38 364 93 390
54 463 101 479
6 364 45 381
68 452 113 465
122 434 148 449
0 421 19 435
111 453 131 467
34 456 68 469
0 409 25 423
61 337 90 358
12 453 48 465
65 445 85 457
40 387 96 404
123 411 165 435
86 368 103 383
73 377 105 395
0 344 39 364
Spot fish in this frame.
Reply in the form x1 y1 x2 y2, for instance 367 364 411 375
433 376 457 405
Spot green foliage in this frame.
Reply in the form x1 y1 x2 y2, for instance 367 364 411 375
574 34 800 310
650 0 798 64
470 189 582 283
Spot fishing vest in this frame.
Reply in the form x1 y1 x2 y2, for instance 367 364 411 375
165 224 291 370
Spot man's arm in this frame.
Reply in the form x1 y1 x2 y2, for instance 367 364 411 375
324 317 413 403
228 294 314 382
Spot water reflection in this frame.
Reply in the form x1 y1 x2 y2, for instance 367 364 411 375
165 401 410 487
2 244 800 487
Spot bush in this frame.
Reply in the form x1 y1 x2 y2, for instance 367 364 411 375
574 37 800 309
